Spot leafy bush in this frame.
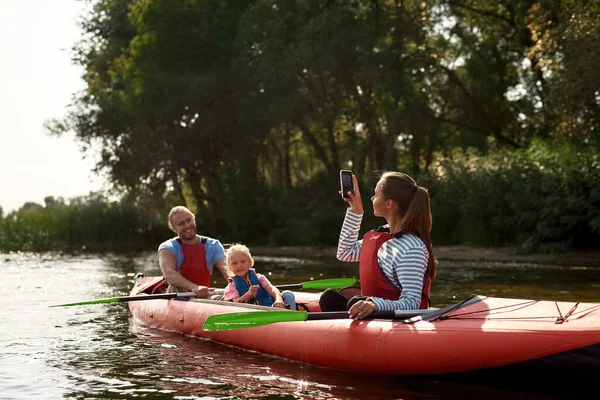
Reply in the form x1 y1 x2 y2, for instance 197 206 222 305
1 139 598 253
422 139 600 252
0 195 169 252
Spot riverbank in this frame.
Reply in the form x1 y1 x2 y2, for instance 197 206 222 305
252 245 600 266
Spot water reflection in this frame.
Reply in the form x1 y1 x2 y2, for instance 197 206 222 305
2 251 599 399
121 322 559 400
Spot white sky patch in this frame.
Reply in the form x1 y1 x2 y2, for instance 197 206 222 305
0 0 103 213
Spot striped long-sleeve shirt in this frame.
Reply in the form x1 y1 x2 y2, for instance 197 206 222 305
337 209 428 311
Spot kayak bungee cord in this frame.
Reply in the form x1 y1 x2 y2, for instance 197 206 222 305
423 299 600 324
432 299 540 322
555 301 579 323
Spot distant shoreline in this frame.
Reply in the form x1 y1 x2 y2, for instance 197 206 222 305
4 245 598 267
252 245 600 267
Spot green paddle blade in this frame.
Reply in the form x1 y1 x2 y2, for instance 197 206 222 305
300 278 357 290
202 310 308 331
49 292 197 308
49 297 120 307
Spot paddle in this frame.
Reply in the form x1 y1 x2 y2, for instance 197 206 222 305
49 277 355 308
48 291 205 307
275 277 357 290
202 309 432 331
49 277 356 308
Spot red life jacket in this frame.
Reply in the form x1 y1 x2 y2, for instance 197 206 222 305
359 229 431 309
178 239 210 287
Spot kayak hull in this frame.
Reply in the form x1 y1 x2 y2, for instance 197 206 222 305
128 277 600 375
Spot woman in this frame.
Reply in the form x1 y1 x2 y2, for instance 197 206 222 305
320 171 436 319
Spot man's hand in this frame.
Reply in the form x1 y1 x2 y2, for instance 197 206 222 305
194 285 210 298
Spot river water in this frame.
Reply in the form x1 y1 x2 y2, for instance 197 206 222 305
1 251 599 399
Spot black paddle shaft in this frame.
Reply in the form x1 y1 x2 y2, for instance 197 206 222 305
118 293 184 302
306 310 398 321
275 283 302 290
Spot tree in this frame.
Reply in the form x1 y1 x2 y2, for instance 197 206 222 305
44 0 600 246
21 202 43 211
526 0 600 142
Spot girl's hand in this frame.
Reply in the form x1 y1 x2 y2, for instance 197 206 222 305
339 175 363 214
248 285 259 296
348 299 377 319
272 300 286 309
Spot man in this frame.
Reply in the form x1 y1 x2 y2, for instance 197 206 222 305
158 206 229 298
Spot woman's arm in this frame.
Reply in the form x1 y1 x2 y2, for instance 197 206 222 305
348 239 427 319
336 209 363 262
371 237 428 311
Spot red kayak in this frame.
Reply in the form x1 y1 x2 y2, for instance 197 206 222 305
128 276 600 376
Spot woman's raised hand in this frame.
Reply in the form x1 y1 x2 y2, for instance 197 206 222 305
339 175 363 214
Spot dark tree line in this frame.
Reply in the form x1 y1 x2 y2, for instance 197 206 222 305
8 0 594 252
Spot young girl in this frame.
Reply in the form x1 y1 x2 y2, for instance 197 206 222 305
223 244 297 310
320 171 436 319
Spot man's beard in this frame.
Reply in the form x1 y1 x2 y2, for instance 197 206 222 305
180 229 196 241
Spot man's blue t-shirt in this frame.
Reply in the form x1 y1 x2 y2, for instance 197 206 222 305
158 235 225 272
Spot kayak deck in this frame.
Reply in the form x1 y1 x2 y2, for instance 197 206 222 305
128 276 600 375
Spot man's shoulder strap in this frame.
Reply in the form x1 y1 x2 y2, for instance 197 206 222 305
175 235 208 244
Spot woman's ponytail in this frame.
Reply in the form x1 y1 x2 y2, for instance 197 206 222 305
380 171 437 280
401 186 436 279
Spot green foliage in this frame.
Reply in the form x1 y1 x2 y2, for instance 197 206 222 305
527 0 600 140
423 139 600 252
0 194 169 252
32 0 600 253
2 139 599 253
262 178 348 247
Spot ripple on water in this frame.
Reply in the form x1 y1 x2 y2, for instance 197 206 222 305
2 252 596 399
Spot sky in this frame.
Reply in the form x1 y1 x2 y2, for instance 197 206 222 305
0 0 104 214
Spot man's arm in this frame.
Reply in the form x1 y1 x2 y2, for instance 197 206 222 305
158 249 209 297
213 257 230 281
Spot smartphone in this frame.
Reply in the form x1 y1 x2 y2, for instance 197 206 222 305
340 170 354 198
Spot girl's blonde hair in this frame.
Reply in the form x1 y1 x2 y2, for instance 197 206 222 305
225 243 254 267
